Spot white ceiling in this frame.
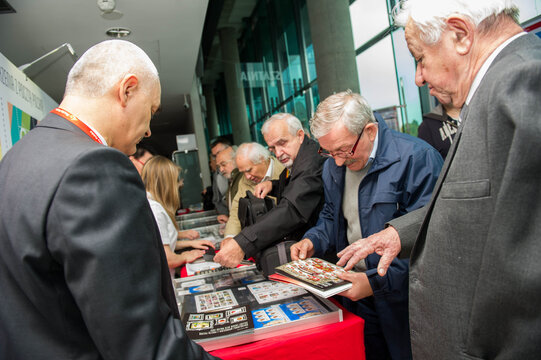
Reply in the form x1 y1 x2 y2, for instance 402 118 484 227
0 0 209 129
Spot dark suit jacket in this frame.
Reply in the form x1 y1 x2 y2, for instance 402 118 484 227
390 33 541 358
234 136 326 258
0 113 218 359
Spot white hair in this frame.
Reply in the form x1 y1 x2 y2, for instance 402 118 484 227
393 0 520 44
310 90 374 139
261 113 303 137
65 40 159 97
236 142 270 165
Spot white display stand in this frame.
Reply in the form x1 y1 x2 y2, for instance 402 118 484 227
0 51 57 160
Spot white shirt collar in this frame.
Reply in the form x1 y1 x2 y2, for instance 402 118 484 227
261 158 274 183
465 32 527 106
81 119 108 146
369 127 379 161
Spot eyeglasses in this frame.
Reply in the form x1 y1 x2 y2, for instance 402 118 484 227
318 127 365 159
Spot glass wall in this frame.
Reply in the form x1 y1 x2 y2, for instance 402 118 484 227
349 0 541 136
235 0 318 144
220 0 541 143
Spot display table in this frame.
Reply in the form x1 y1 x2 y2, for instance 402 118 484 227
209 299 365 360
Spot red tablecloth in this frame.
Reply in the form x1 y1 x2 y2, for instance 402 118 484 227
210 299 365 360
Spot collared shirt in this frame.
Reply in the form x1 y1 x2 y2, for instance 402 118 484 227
82 119 108 146
367 126 379 168
465 32 527 106
261 158 274 183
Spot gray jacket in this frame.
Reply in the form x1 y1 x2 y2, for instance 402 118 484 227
390 33 541 359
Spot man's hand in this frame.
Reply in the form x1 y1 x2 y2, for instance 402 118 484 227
336 271 373 301
217 214 229 224
290 238 315 260
213 237 245 268
336 226 401 276
254 181 272 198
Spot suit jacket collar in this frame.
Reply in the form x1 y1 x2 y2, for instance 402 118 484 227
466 32 527 106
289 135 321 178
37 112 85 134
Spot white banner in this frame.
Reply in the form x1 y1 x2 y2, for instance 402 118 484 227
0 51 58 160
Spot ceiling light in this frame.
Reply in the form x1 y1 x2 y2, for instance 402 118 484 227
105 27 131 38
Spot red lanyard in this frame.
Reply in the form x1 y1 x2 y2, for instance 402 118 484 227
50 107 104 145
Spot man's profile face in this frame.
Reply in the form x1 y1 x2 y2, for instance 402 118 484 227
236 156 268 184
216 148 236 179
405 21 463 107
119 80 161 155
264 120 304 169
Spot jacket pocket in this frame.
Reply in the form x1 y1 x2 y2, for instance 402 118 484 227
440 179 490 199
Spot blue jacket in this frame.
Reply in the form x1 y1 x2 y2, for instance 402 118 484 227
303 116 443 359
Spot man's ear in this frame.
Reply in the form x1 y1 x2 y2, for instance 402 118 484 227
366 122 378 142
297 128 305 143
118 74 139 107
446 16 474 55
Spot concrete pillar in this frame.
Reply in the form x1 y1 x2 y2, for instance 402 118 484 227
219 27 251 144
306 0 360 100
190 75 212 188
203 84 220 140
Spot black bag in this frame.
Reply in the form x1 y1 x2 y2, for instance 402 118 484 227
238 190 275 228
258 240 296 277
237 190 295 276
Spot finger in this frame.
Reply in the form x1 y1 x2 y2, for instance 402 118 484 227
336 248 356 266
344 254 363 271
336 271 349 281
290 245 300 261
377 252 395 276
299 244 309 260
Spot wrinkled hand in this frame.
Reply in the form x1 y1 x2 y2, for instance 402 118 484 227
217 214 229 224
254 181 272 198
179 229 200 240
185 239 214 250
336 226 401 276
336 271 373 301
290 238 315 261
213 238 245 268
182 249 205 264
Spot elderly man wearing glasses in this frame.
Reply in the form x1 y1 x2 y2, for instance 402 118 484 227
290 90 443 360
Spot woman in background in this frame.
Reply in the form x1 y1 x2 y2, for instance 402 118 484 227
142 156 214 277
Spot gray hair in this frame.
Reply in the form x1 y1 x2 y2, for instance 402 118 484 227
261 113 303 137
393 0 520 44
310 90 375 139
65 40 159 98
236 142 270 165
218 145 237 161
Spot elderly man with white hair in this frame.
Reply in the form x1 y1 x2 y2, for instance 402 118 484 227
216 142 284 250
214 113 325 274
290 90 442 360
336 0 541 358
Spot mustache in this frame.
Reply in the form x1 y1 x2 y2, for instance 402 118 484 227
344 158 356 166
